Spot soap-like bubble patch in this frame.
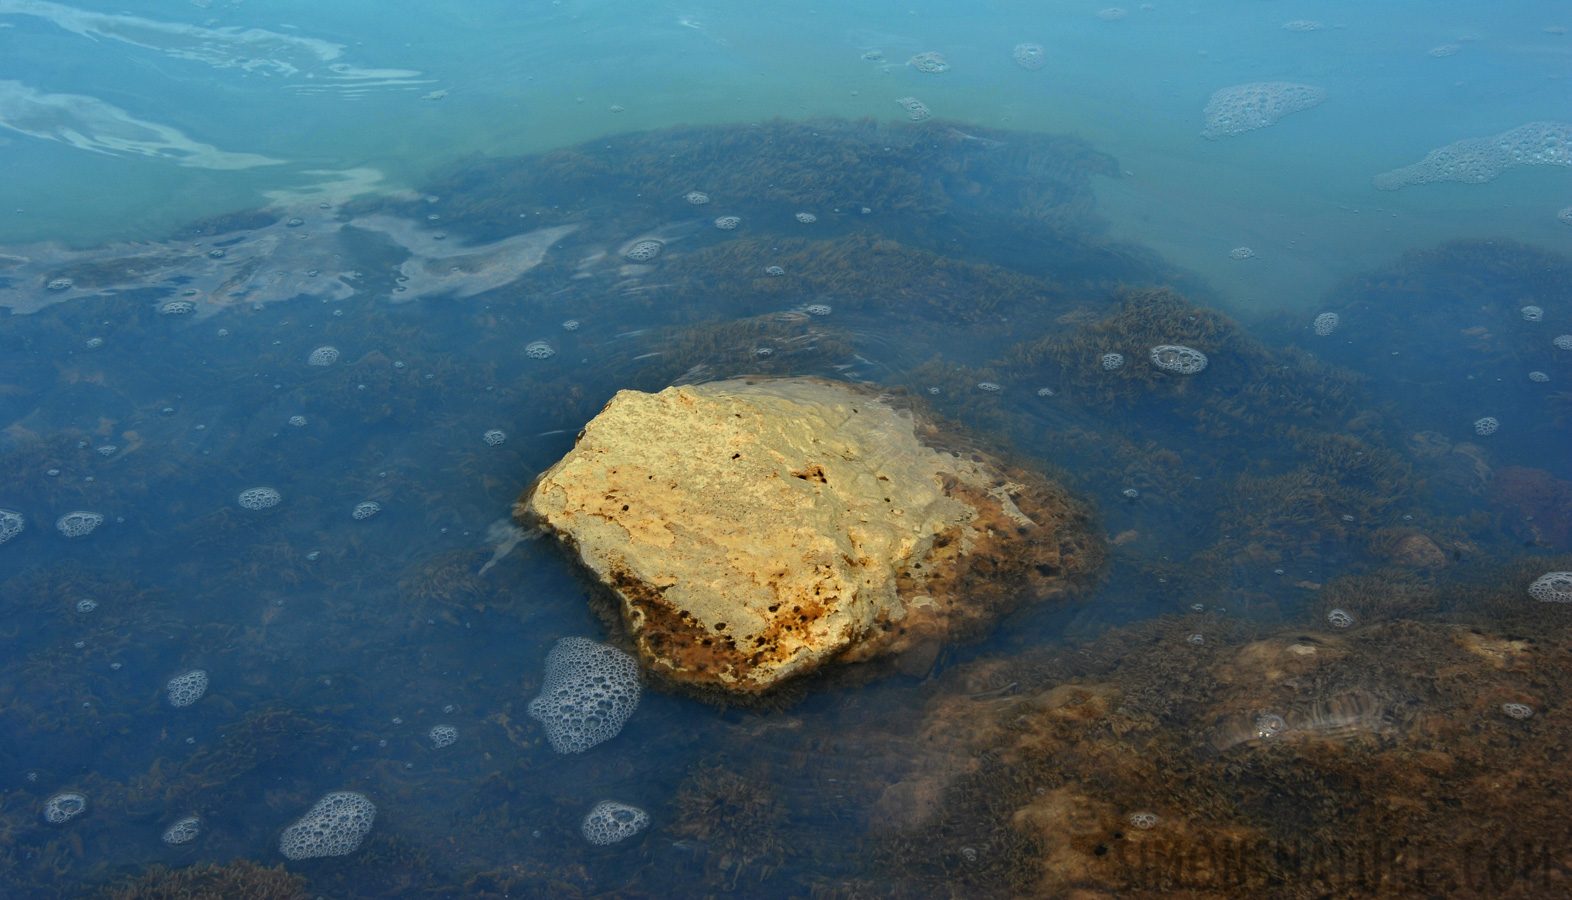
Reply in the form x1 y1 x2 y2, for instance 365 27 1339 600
75 599 98 613
1100 352 1125 370
714 216 741 230
162 815 201 845
1202 82 1326 139
279 792 377 860
1373 121 1572 191
1559 207 1572 226
1229 247 1255 260
581 800 650 846
1556 335 1572 351
562 319 580 331
1473 417 1499 437
1282 20 1323 32
42 792 87 825
803 304 831 316
1013 43 1046 71
1128 811 1159 830
1253 712 1288 739
525 341 556 360
159 300 195 315
428 724 458 748
308 346 340 366
795 212 818 224
165 669 209 708
1428 44 1461 58
895 97 932 121
1529 371 1549 383
47 277 73 291
1522 305 1544 322
84 337 103 349
1149 344 1208 375
1037 387 1055 397
1312 312 1339 336
976 382 1001 392
764 265 785 277
624 240 663 262
238 487 282 510
528 636 641 754
908 52 949 73
0 509 24 546
1528 572 1572 603
684 191 709 205
351 501 382 521
96 445 116 457
56 511 105 538
483 429 506 446
1501 702 1535 720
1327 608 1355 628
288 415 307 427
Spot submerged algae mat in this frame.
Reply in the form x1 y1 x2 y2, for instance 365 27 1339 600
0 118 1567 898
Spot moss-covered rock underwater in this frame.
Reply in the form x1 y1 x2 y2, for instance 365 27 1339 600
0 118 1566 897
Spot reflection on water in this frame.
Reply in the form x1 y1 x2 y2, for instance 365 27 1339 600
0 118 1569 898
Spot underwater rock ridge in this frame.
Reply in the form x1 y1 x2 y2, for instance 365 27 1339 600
514 377 1101 696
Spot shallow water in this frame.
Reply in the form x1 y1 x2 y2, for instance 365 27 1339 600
1 2 1571 898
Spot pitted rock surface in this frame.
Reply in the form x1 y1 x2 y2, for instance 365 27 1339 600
516 378 1099 694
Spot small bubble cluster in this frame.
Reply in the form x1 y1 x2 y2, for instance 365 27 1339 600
56 511 105 539
795 212 818 224
1013 42 1046 71
1100 352 1125 370
238 487 282 510
1473 417 1499 436
1528 571 1572 603
96 445 116 457
42 792 87 824
1312 312 1339 336
1428 44 1462 58
1282 20 1323 32
803 304 831 316
528 637 642 754
279 792 377 860
580 800 650 846
908 51 949 73
84 337 103 349
1374 121 1572 191
1036 387 1055 397
428 724 459 748
165 669 209 708
1529 371 1549 382
895 96 932 121
162 815 201 845
351 501 382 521
684 191 709 205
1559 207 1572 225
75 598 98 613
47 277 74 291
562 319 580 331
483 429 506 446
1203 82 1326 140
308 346 340 366
1188 633 1205 645
525 341 556 360
0 509 24 546
1128 811 1159 830
1327 608 1355 628
1254 712 1288 739
159 300 195 315
1229 247 1256 260
1522 305 1545 322
764 265 785 276
288 415 307 427
1122 488 1139 499
976 382 1001 392
714 216 741 230
1149 344 1208 375
624 240 663 262
1501 702 1535 720
1556 335 1572 351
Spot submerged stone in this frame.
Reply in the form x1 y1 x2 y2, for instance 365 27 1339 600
515 377 1101 695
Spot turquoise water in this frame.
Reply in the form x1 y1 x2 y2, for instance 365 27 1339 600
1 1 1571 897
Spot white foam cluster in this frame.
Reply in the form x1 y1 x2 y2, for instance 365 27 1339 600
351 501 381 520
1522 305 1544 322
278 791 377 860
1229 247 1256 260
764 265 786 276
580 800 649 846
1428 45 1462 58
684 191 709 205
1502 702 1535 720
0 509 24 546
528 637 641 754
1201 82 1326 139
1100 352 1125 370
1128 811 1159 829
525 341 556 360
1013 42 1046 71
1282 20 1322 32
1528 572 1572 603
1559 207 1572 226
1473 417 1499 436
714 216 741 230
42 792 87 825
1149 344 1208 375
238 487 282 510
1374 121 1572 191
483 429 506 446
166 669 209 708
803 304 831 316
976 382 1001 392
428 724 458 748
162 815 201 845
308 345 340 366
795 212 818 224
1556 335 1572 351
624 240 663 262
1312 312 1339 336
56 511 104 538
1529 371 1549 383
160 300 195 315
908 52 948 73
895 96 932 121
1327 608 1355 628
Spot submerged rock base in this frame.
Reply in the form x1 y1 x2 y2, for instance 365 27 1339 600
516 377 1101 695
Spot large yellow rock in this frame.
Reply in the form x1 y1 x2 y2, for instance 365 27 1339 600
515 378 1100 695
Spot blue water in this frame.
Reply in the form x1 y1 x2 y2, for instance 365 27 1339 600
1 1 1571 897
